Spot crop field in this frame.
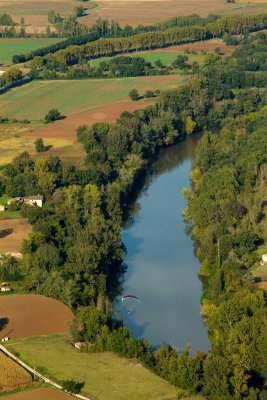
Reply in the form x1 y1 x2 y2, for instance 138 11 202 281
79 0 267 27
0 0 74 30
0 295 73 339
6 334 179 400
90 39 236 68
0 218 31 253
0 75 184 120
0 352 32 391
0 39 64 66
2 388 73 400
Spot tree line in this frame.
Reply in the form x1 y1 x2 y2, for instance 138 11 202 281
27 13 267 73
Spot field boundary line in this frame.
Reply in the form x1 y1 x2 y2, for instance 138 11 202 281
0 344 90 400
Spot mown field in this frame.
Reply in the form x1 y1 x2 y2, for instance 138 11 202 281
0 352 32 391
0 39 64 65
0 75 184 120
6 334 179 400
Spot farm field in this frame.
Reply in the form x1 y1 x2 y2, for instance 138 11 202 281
0 75 184 120
0 352 32 392
0 295 73 339
0 0 74 31
6 334 179 400
90 39 236 68
0 218 31 253
80 0 267 27
0 39 64 66
2 388 73 400
0 74 182 165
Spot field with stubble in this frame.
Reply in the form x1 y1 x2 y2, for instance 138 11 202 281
0 352 32 391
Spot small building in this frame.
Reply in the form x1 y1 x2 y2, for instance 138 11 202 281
74 342 83 350
262 254 267 264
0 70 5 76
8 195 43 208
1 337 10 342
0 205 5 212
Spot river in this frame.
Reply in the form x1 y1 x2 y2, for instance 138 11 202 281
119 135 209 353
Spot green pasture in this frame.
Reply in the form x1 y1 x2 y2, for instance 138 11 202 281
89 51 202 68
0 38 64 65
0 75 184 120
6 334 180 400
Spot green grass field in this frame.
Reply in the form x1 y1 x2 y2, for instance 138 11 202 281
0 38 64 65
89 52 201 68
0 75 185 120
6 334 180 400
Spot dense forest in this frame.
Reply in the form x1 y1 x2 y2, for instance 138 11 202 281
0 32 267 398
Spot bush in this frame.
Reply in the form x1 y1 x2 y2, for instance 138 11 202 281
45 109 62 123
62 379 85 394
34 138 45 152
129 88 140 101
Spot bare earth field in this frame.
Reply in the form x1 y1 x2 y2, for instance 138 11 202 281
0 294 73 339
28 100 153 140
153 39 236 56
3 388 73 400
0 218 32 253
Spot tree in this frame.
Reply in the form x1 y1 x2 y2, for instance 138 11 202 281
45 109 62 123
34 138 45 153
73 6 85 17
129 88 140 101
62 380 84 394
155 59 163 69
185 116 197 135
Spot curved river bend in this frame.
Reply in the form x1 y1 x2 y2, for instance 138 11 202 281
120 135 209 352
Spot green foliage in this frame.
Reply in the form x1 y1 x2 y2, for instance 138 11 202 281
45 109 62 123
129 88 140 101
62 379 84 394
34 138 45 153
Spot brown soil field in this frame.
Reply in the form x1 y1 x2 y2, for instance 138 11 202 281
0 294 74 339
149 40 236 56
0 219 32 254
3 388 73 400
25 100 153 140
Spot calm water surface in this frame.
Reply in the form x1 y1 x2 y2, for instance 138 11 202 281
120 135 209 352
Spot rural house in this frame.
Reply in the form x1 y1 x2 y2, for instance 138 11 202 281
8 195 43 207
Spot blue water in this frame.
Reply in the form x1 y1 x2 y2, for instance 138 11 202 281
120 136 209 352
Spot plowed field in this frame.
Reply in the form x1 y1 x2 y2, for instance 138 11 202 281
0 294 73 339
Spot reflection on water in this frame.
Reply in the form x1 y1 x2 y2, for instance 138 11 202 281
120 135 209 352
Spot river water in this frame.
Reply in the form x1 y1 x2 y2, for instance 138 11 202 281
120 135 209 352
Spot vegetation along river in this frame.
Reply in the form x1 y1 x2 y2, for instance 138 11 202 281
120 135 209 353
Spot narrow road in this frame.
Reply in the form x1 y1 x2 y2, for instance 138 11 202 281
0 344 90 400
